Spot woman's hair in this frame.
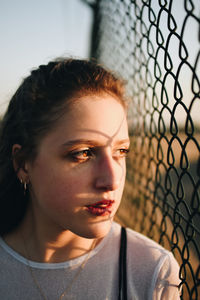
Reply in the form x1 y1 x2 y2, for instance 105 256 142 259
0 58 127 235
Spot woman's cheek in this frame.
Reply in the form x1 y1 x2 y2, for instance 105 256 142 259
45 177 82 209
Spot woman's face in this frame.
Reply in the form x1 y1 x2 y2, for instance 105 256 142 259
25 94 130 239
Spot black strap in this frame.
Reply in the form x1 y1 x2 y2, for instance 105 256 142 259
118 226 127 300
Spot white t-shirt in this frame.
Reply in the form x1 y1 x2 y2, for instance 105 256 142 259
0 222 180 300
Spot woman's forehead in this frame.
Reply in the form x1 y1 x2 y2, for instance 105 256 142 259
41 95 129 148
63 95 127 131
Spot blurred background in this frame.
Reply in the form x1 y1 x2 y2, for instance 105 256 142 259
0 0 92 115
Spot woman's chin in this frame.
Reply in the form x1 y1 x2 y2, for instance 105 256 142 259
72 218 114 240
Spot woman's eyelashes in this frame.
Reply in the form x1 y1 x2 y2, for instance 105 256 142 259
69 148 94 162
112 148 130 162
68 146 130 163
116 148 130 157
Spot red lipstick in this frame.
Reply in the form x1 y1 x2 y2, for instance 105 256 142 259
86 200 115 216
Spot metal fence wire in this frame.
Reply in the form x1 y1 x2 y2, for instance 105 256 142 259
83 0 200 299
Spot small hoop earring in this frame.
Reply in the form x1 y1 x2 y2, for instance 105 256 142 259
20 178 28 195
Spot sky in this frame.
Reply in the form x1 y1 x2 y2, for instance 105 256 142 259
0 0 93 114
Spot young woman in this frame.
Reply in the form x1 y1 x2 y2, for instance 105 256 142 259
0 58 180 299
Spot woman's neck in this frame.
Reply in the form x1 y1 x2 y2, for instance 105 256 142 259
3 210 98 263
23 231 96 264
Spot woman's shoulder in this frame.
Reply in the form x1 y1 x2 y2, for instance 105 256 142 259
126 226 170 258
112 222 179 277
126 225 179 270
112 221 170 255
112 223 181 299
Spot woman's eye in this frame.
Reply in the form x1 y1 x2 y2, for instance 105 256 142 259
70 149 93 162
115 148 130 158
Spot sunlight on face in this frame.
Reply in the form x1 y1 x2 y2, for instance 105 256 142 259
26 94 130 239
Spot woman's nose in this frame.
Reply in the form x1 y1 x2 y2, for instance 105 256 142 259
94 154 124 191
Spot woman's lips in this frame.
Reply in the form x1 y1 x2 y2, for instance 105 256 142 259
86 200 115 216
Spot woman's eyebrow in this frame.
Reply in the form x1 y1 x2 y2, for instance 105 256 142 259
114 139 130 146
62 138 130 148
61 139 102 147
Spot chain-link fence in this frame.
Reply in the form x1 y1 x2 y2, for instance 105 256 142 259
83 0 200 299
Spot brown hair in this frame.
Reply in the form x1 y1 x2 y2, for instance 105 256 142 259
0 58 127 235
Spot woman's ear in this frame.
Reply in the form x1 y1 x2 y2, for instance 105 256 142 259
12 144 29 181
